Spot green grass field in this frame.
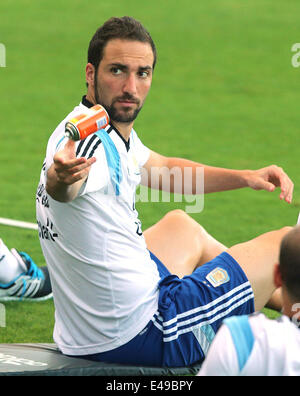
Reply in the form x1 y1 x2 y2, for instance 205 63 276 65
0 0 300 343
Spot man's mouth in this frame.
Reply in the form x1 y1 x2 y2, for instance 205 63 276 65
115 96 140 107
118 99 135 104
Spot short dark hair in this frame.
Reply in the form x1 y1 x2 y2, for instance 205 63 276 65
279 226 300 301
88 16 157 72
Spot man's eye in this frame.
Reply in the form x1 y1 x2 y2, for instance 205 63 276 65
139 71 149 78
111 67 122 75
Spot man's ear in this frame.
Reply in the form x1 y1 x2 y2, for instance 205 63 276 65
274 263 283 289
86 63 95 88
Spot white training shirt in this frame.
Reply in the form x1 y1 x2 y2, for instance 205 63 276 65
36 99 160 355
198 313 300 376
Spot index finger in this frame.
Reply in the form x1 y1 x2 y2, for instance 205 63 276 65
54 155 87 170
279 175 294 203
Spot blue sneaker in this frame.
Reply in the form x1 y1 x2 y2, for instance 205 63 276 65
0 249 52 302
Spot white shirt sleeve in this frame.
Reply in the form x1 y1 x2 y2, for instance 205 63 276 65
197 324 240 376
76 137 109 196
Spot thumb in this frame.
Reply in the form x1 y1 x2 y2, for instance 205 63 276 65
63 138 76 159
261 181 276 192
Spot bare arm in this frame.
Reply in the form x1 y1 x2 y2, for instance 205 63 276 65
142 150 294 203
46 139 96 202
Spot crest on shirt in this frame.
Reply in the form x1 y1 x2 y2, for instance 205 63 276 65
206 267 230 287
128 154 141 176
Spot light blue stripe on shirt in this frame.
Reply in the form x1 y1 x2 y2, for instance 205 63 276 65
95 129 122 196
224 315 254 372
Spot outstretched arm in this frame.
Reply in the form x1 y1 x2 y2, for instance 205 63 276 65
142 151 294 203
46 139 96 202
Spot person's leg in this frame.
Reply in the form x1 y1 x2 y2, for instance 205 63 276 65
227 226 291 312
144 209 226 278
144 210 291 312
0 238 53 302
0 239 26 283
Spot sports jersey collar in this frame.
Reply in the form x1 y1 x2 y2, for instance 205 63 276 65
81 95 94 108
81 95 130 152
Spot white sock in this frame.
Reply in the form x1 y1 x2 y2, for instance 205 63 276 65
0 239 27 284
297 212 300 225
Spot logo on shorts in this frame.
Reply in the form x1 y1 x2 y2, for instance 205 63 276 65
206 267 230 287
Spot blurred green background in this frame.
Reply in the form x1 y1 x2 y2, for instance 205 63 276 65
0 0 299 342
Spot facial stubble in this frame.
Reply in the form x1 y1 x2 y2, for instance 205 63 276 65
94 71 143 124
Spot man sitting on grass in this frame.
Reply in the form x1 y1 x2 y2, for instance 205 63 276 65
37 16 294 367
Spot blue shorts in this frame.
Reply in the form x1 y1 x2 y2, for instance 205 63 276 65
77 251 254 367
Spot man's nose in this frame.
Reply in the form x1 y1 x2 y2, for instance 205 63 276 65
122 73 137 96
